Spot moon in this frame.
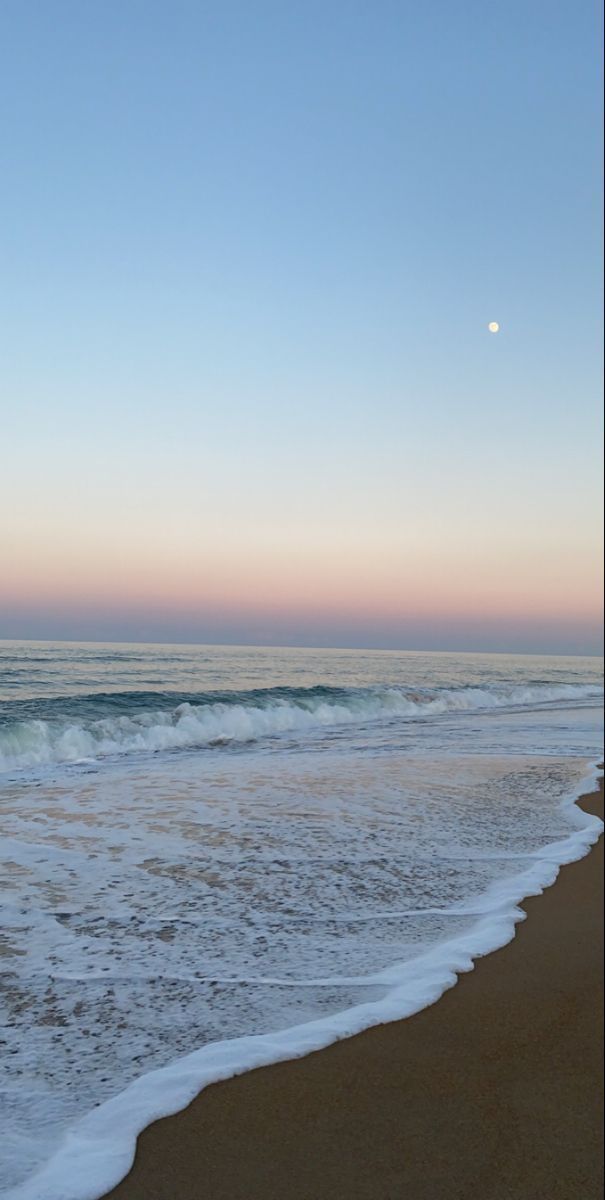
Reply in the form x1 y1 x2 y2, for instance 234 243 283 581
488 321 500 333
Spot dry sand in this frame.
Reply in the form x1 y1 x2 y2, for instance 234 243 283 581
105 779 603 1200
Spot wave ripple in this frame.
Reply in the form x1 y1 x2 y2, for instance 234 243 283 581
0 682 601 770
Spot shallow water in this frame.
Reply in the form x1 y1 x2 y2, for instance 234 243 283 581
0 643 602 1198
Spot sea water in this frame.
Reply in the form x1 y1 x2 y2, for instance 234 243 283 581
0 642 602 1199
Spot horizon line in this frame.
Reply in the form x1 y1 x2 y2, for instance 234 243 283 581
0 635 602 659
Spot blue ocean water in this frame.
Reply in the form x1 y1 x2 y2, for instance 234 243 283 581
0 642 603 1199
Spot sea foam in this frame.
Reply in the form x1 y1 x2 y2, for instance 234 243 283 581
5 761 602 1200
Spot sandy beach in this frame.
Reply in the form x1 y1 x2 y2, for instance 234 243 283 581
105 776 604 1200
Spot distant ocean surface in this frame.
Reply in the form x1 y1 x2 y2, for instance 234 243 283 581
1 641 603 1199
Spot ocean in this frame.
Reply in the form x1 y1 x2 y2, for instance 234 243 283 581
1 641 603 1200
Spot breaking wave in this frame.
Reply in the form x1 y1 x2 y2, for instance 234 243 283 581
0 682 601 771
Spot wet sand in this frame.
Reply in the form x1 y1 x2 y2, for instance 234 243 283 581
106 778 603 1200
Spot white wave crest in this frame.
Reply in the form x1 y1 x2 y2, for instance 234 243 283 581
0 683 601 771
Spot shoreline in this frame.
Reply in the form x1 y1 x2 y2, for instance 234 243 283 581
104 773 604 1200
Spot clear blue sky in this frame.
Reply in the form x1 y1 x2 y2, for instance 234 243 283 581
1 1 602 653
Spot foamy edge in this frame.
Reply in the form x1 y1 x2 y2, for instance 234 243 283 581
6 761 603 1200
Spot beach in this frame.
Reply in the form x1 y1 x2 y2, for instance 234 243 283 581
3 1 602 1195
2 646 602 1198
105 777 603 1200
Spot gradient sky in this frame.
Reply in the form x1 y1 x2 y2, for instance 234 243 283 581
1 1 603 653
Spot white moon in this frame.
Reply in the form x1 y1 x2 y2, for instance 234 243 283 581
488 321 500 333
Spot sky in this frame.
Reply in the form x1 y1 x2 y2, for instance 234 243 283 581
1 0 603 654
